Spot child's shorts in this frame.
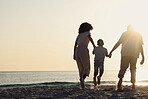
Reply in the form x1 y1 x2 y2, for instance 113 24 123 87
94 60 104 76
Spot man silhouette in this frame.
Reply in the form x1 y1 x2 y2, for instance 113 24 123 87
109 25 145 90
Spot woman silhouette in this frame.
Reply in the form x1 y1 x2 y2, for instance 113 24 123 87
73 22 95 89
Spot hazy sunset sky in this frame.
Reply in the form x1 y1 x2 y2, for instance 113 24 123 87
0 0 148 71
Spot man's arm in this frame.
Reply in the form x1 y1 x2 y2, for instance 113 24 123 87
140 45 145 65
73 41 78 60
109 41 121 56
88 35 96 48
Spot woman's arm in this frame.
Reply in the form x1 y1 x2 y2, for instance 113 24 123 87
88 35 96 48
73 40 78 60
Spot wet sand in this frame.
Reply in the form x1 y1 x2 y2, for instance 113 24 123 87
0 85 148 98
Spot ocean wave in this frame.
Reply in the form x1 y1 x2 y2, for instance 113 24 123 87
0 80 148 88
0 82 79 88
138 80 148 82
0 81 115 88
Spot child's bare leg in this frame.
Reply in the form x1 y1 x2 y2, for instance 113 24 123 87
98 64 104 85
93 73 97 86
94 63 98 86
99 69 104 77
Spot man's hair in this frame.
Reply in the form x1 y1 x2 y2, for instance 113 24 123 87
97 39 104 46
78 22 93 34
127 25 133 31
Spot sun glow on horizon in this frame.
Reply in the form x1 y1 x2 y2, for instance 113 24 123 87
0 0 148 72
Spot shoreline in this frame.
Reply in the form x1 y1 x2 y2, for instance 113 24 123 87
0 84 148 98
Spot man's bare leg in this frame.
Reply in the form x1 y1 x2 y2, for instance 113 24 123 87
117 77 123 90
132 83 135 89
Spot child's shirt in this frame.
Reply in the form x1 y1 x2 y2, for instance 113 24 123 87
93 46 108 62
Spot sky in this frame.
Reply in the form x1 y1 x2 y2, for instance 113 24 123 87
0 0 148 72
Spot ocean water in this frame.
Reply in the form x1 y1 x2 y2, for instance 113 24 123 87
0 70 148 88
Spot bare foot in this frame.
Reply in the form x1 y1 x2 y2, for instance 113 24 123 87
80 78 85 89
117 85 123 91
132 83 135 90
117 79 123 91
97 76 101 85
93 77 97 86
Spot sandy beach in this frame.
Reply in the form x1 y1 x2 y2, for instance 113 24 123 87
0 85 148 98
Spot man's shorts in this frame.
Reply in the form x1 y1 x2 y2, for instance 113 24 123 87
118 56 137 83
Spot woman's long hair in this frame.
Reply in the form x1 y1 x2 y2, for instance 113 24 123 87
78 22 93 34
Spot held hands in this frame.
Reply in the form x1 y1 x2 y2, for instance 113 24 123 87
106 53 112 58
108 52 112 58
109 53 112 58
